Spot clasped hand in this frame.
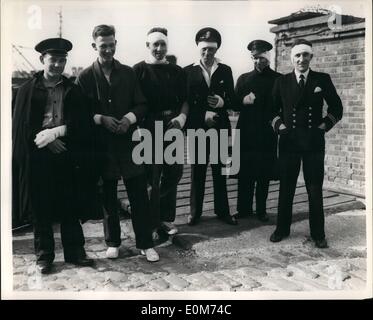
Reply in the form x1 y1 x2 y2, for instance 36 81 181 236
101 115 131 134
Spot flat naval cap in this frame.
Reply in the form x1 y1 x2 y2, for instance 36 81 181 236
195 27 221 48
247 40 273 55
35 38 73 55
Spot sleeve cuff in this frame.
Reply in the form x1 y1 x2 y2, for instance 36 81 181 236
322 113 338 132
272 116 284 133
93 114 102 125
124 112 137 125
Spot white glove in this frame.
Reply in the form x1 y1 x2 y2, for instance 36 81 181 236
34 125 67 148
279 124 286 130
243 92 256 105
170 113 187 129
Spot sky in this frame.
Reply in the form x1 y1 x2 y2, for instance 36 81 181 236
3 0 367 81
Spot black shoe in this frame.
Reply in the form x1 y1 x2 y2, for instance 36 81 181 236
314 239 328 248
233 212 249 219
270 232 289 243
65 256 94 267
36 261 53 274
257 213 269 222
187 215 200 226
218 215 238 225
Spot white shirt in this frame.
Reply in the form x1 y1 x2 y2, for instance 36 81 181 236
294 68 310 84
194 58 221 87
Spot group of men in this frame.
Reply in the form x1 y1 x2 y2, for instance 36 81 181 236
12 24 343 274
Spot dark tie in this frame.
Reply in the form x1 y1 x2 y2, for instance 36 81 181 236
299 74 305 90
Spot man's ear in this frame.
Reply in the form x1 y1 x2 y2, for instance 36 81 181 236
39 55 44 64
146 41 150 49
91 42 97 51
310 53 314 61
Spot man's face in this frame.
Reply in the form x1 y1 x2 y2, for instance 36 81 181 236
200 46 217 65
40 53 67 78
92 35 117 63
292 51 313 73
147 40 167 61
252 54 269 72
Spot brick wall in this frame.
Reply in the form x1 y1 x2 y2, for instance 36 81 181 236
269 12 366 196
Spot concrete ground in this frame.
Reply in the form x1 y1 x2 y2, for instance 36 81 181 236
11 206 370 298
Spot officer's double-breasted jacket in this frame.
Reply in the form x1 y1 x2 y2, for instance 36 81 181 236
184 62 235 131
271 69 343 152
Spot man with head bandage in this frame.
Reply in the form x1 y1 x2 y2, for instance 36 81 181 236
184 27 237 227
233 40 281 223
133 27 189 239
270 39 343 248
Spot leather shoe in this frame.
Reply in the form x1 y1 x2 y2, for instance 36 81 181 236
314 239 328 248
36 261 53 274
65 256 94 267
187 215 200 226
218 215 238 225
233 212 249 219
257 213 269 222
270 232 289 243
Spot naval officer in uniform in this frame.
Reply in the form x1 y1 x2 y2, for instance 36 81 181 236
270 39 343 248
234 40 281 222
184 27 237 226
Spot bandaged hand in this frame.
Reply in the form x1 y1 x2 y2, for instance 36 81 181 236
243 92 256 105
207 94 224 109
167 113 187 129
34 125 67 148
205 111 218 128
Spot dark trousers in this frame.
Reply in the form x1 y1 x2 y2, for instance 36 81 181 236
190 133 231 219
33 217 85 263
237 177 270 215
275 150 325 240
29 147 86 263
147 163 183 230
190 162 230 218
102 174 153 249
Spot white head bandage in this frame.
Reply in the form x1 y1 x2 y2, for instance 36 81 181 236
251 51 271 62
147 31 168 45
291 44 313 61
197 41 218 50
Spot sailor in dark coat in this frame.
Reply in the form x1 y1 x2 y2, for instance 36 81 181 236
184 27 237 226
133 27 188 237
270 39 343 248
76 25 159 262
234 40 281 222
12 38 95 274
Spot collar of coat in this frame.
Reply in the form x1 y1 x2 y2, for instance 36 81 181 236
193 57 221 69
192 58 221 87
33 70 74 90
93 58 122 72
253 65 273 75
